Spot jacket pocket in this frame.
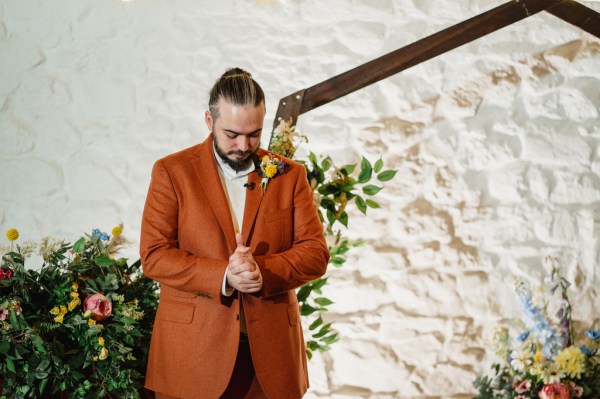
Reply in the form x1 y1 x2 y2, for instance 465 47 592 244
158 300 195 324
287 303 299 327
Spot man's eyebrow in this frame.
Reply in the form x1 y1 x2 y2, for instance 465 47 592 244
223 128 262 135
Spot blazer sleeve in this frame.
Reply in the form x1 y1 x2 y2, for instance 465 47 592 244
139 159 227 300
254 165 330 298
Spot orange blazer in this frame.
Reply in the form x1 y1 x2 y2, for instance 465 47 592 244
140 135 329 399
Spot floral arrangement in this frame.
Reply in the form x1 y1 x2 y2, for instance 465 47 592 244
268 118 308 159
0 227 158 399
258 154 285 193
474 257 600 399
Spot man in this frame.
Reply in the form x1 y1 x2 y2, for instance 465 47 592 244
140 68 329 399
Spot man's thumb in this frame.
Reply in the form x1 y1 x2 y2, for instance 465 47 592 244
235 233 244 247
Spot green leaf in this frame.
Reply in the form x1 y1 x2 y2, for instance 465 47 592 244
308 152 318 166
6 357 15 373
315 297 334 307
341 164 356 175
312 329 330 339
355 196 367 215
338 211 348 228
313 277 328 291
0 341 9 355
377 170 398 182
362 185 382 196
357 157 373 183
296 285 313 302
330 256 345 267
73 238 85 254
94 256 115 267
309 316 323 331
366 199 380 209
374 157 383 173
326 209 336 227
321 157 332 171
39 378 49 395
301 304 318 316
321 333 339 344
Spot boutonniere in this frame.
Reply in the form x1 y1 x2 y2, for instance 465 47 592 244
258 154 285 193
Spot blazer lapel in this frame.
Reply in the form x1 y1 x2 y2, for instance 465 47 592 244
241 168 264 246
191 135 237 253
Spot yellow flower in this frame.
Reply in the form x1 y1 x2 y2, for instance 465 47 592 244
54 314 64 324
111 225 123 237
88 318 96 327
262 155 270 163
72 282 79 291
50 307 60 315
83 310 92 318
273 157 279 163
68 299 79 312
99 347 109 360
265 164 278 178
6 228 19 242
534 351 544 363
60 305 67 314
70 291 79 299
96 323 103 330
555 345 586 379
93 356 99 362
98 337 105 347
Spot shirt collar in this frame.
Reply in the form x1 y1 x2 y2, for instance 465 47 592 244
213 145 255 180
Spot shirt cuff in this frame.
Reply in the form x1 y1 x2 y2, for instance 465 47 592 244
221 269 235 296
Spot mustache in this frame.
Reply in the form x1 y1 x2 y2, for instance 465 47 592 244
226 150 254 157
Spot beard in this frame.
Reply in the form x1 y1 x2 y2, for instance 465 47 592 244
213 135 258 172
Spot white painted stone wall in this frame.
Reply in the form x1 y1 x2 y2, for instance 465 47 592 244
1 0 599 398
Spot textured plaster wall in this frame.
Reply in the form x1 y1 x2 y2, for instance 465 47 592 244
1 0 600 398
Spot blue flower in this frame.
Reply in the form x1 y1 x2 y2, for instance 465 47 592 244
580 345 596 356
92 228 109 241
585 330 600 340
518 331 530 343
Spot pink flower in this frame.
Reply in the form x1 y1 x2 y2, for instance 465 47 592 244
5 269 11 279
515 380 532 393
83 293 112 321
512 377 522 388
539 383 571 399
0 307 8 321
568 382 583 398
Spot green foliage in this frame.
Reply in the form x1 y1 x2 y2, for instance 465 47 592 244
269 121 397 359
303 151 396 230
0 230 159 398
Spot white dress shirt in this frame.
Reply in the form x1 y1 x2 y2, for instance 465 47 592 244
213 147 255 297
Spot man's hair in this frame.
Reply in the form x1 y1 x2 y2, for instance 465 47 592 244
208 67 265 120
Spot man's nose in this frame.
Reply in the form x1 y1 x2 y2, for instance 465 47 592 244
237 135 251 151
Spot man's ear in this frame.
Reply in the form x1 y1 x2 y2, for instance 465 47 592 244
205 110 213 132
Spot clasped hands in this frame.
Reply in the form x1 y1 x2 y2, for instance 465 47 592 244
226 233 262 293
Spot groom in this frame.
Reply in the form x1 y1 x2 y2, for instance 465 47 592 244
140 68 329 399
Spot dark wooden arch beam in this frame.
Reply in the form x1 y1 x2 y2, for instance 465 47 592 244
547 1 600 37
270 0 600 140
